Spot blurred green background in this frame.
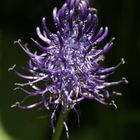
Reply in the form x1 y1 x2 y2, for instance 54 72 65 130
0 0 140 140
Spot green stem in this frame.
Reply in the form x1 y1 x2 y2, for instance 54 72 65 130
51 109 69 140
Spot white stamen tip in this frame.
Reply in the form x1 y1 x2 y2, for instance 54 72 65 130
112 37 115 41
8 64 16 71
121 58 125 64
13 87 20 91
14 39 21 44
11 102 20 108
113 91 122 96
112 100 117 109
122 77 128 84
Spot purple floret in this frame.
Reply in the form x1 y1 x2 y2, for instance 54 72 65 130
12 0 128 137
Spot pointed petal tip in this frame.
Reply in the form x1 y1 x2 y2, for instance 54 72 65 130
92 8 98 13
36 26 40 31
105 26 109 30
53 7 57 16
42 17 46 21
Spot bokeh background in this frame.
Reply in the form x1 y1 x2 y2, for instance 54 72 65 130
0 0 140 140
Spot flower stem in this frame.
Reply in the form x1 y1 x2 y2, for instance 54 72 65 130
51 109 68 140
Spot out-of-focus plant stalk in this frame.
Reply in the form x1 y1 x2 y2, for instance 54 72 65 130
51 109 69 140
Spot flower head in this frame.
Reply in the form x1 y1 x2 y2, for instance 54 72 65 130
12 0 127 136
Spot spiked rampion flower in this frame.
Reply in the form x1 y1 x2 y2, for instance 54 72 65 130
12 0 127 136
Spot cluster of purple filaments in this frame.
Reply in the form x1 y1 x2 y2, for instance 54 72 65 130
11 0 128 137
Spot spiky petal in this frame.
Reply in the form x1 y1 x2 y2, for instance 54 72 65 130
12 0 127 137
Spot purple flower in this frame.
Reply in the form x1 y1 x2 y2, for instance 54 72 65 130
12 0 128 136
